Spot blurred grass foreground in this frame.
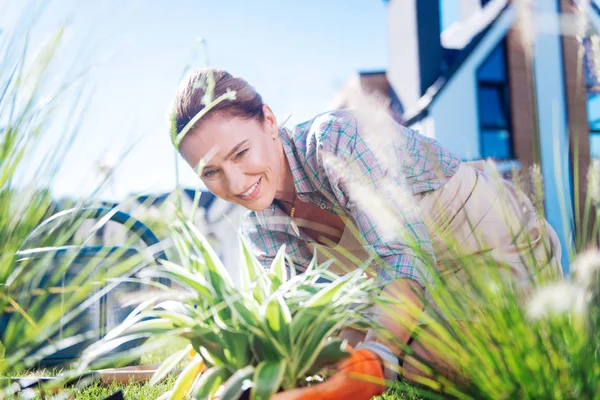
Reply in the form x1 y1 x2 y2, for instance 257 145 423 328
2 1 600 400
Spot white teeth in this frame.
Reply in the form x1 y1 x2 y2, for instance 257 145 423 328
241 179 260 197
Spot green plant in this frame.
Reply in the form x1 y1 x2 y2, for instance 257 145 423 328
0 12 149 398
0 25 82 377
388 248 600 400
322 136 600 399
80 219 380 399
378 2 600 397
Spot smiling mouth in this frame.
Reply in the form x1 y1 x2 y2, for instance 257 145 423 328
238 177 261 199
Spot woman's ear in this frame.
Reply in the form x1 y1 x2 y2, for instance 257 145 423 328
263 104 278 140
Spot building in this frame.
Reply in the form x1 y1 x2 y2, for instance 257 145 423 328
74 188 246 284
330 0 600 273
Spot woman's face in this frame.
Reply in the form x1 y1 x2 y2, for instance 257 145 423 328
179 105 283 211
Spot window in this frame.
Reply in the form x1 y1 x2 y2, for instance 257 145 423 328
440 0 460 31
476 39 513 160
588 93 600 159
583 36 600 159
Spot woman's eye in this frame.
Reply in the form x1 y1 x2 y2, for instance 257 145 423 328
202 169 217 178
235 149 248 159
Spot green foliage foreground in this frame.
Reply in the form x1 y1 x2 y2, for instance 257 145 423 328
78 220 381 399
3 5 600 400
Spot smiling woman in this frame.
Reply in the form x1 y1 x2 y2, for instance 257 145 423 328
168 67 564 392
175 70 287 212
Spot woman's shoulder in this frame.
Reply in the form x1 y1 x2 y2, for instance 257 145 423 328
297 109 358 135
293 108 415 148
289 109 359 154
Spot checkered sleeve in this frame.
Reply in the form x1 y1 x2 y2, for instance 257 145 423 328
316 111 437 288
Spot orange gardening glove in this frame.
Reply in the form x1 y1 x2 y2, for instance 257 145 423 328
271 348 386 400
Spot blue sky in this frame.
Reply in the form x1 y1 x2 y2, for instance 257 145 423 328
2 0 459 201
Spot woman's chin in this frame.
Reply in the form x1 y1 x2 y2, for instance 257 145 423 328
244 195 275 212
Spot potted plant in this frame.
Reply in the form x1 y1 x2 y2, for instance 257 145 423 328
80 219 386 399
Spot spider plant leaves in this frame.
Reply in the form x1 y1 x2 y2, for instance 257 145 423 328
199 346 225 369
285 253 296 281
169 354 204 400
239 234 269 302
268 245 288 291
217 365 255 400
303 271 360 308
221 292 261 330
250 333 285 362
0 340 5 375
150 310 198 329
250 359 286 400
289 273 358 340
305 338 350 376
294 317 345 379
120 317 175 336
261 296 292 353
81 333 150 365
304 252 320 275
91 206 378 398
220 328 252 369
157 259 215 301
192 366 231 400
190 330 228 368
209 302 231 331
178 220 234 293
290 306 321 340
150 343 192 386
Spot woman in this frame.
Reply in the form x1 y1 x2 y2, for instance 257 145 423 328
171 68 563 390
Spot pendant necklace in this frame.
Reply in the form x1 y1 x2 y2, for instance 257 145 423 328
289 193 300 236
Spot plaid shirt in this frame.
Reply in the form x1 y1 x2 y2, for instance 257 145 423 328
241 110 461 287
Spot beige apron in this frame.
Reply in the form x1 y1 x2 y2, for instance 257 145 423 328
306 161 564 322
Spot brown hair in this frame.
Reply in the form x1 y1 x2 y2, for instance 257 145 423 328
170 68 264 140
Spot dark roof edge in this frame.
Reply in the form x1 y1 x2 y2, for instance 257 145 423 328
403 2 512 126
358 69 387 76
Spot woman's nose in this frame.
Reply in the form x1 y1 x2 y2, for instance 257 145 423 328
225 169 246 195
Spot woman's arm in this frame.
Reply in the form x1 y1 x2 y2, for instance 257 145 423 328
316 113 436 284
311 111 433 375
366 278 424 355
352 278 424 384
